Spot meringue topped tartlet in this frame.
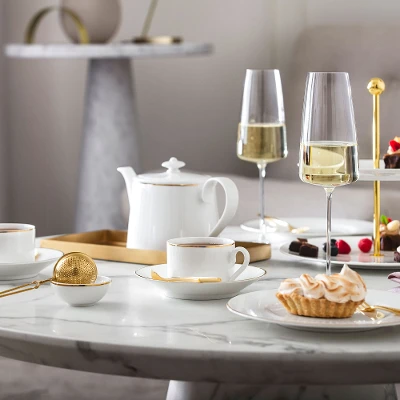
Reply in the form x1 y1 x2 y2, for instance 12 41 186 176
276 265 366 318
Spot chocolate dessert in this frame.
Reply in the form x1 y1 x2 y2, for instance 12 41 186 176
381 235 400 251
289 238 308 253
380 219 400 251
299 243 318 258
383 138 400 169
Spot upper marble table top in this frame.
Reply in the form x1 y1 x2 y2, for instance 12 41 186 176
0 227 398 385
5 43 213 59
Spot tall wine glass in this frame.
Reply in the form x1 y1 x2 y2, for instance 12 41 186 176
299 72 359 275
237 69 287 232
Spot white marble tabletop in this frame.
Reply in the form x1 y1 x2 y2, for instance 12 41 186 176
5 43 213 59
0 227 398 385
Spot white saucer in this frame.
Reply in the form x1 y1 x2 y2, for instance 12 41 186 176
227 289 400 332
241 217 372 238
280 236 399 270
135 264 266 300
0 248 63 282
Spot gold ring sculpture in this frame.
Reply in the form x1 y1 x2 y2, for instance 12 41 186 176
25 6 89 44
367 78 385 257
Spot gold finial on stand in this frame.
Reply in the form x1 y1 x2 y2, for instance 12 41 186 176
367 78 385 257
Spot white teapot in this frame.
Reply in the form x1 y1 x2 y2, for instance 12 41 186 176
118 157 239 251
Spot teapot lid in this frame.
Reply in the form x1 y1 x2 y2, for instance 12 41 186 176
137 157 209 185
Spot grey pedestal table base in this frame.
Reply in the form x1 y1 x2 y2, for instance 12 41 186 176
76 58 140 231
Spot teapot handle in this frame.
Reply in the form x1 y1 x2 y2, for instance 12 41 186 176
202 177 239 237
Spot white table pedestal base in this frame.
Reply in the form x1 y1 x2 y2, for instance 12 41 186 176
76 58 141 231
166 381 397 400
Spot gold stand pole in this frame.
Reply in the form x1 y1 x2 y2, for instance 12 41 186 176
367 78 385 257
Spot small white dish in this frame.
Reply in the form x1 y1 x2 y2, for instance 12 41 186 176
135 264 266 300
241 217 372 238
227 289 400 332
0 248 63 282
280 235 399 270
51 275 112 307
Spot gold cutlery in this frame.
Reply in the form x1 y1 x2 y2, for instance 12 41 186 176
358 301 400 316
151 270 221 283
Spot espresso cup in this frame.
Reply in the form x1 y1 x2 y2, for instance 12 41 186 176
167 237 250 282
0 224 35 263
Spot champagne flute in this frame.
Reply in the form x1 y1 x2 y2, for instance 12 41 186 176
237 69 287 233
299 72 359 275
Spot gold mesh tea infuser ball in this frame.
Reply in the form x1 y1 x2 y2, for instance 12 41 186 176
53 252 97 284
0 252 98 298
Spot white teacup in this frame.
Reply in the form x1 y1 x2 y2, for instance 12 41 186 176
167 237 250 282
0 224 35 263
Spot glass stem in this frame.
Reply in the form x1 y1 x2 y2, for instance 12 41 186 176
325 188 334 275
258 163 267 231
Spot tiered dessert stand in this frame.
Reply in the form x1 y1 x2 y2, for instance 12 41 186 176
359 78 400 255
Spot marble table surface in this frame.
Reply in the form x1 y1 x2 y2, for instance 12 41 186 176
5 43 213 59
0 227 398 386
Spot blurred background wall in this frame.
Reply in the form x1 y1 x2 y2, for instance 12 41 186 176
2 0 400 234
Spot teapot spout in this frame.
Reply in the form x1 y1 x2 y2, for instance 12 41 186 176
117 166 137 208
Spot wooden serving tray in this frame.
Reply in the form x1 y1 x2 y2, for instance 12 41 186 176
40 230 271 266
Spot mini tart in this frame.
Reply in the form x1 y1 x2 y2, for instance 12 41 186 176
276 292 363 319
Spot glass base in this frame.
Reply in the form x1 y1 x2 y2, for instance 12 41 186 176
241 218 278 234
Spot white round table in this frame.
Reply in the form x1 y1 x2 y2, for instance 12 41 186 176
5 43 213 232
0 227 398 400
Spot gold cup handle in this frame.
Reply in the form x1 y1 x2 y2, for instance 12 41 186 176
25 6 90 44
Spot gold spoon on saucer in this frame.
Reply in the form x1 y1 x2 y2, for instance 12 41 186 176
359 301 400 316
151 270 221 283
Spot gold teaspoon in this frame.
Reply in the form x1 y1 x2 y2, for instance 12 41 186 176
151 270 221 283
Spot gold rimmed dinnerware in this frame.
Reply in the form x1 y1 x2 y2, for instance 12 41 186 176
227 289 400 332
136 264 266 301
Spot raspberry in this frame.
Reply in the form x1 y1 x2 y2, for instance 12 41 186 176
358 238 372 253
336 239 351 255
390 140 400 152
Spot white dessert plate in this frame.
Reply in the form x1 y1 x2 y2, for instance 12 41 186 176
241 217 372 238
280 235 399 270
135 264 266 300
227 289 400 332
359 159 400 181
0 248 63 282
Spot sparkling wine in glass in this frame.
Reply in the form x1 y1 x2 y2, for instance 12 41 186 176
299 72 359 275
237 69 288 232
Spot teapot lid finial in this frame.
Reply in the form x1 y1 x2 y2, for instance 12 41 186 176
137 156 209 185
162 157 185 172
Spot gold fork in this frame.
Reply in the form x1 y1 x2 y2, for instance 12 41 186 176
359 301 400 316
